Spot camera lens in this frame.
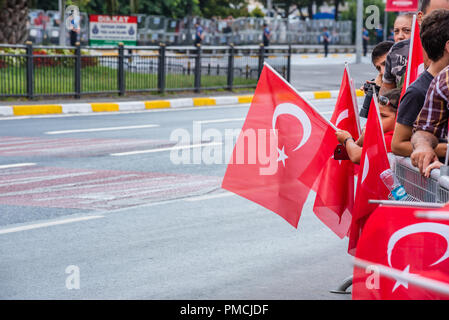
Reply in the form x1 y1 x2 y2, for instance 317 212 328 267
359 86 373 118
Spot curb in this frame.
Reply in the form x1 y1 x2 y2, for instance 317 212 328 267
0 90 365 117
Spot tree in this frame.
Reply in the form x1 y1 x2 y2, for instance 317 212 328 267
334 0 346 20
340 0 390 43
198 0 250 18
0 0 29 44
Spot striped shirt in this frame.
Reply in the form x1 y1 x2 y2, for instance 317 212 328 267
414 66 449 142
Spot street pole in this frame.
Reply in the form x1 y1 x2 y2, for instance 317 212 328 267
267 0 272 21
384 10 389 41
355 0 363 63
186 0 193 45
59 0 66 46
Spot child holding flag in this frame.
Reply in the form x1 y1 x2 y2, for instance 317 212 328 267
334 88 401 164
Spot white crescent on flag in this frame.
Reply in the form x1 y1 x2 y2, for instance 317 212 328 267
361 153 370 184
335 109 349 128
387 222 449 292
272 103 312 151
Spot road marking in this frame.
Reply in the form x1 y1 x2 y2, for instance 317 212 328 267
0 104 251 120
194 118 245 124
185 192 235 202
0 215 104 235
45 124 159 134
0 163 36 169
110 142 223 156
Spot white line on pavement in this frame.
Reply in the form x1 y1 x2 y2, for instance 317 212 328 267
185 192 235 202
194 118 245 124
0 215 104 235
110 142 223 156
0 163 36 169
45 124 159 134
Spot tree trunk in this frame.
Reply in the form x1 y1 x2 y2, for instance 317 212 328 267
307 2 313 20
0 0 29 44
298 6 306 20
334 0 340 21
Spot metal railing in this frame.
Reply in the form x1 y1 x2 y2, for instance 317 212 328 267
390 155 449 204
0 43 292 99
27 10 353 46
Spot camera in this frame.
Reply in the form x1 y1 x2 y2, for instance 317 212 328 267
359 80 380 118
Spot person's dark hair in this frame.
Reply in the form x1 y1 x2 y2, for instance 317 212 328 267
420 0 431 13
420 8 449 61
379 88 401 112
371 41 394 65
420 0 449 13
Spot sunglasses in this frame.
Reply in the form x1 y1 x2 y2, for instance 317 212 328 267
379 95 397 110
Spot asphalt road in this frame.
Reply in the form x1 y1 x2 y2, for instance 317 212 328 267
0 60 372 300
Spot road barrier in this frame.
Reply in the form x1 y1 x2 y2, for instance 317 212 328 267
28 10 353 46
0 43 293 99
390 155 449 204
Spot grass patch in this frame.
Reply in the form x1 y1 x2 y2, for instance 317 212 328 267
0 65 257 96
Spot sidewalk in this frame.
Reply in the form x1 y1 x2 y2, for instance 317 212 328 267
0 89 365 117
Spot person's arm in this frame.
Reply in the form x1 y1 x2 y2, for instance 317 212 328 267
410 130 439 174
391 123 413 157
345 139 362 164
424 160 444 178
335 130 362 164
411 71 449 173
435 143 447 159
355 128 365 146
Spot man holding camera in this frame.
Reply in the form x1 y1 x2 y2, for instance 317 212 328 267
360 41 394 118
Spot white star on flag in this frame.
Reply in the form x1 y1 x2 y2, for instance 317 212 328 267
277 146 288 167
392 265 411 292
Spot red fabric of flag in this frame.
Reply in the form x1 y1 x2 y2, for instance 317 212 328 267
400 15 424 101
353 204 449 300
222 64 337 228
348 97 390 255
313 66 360 238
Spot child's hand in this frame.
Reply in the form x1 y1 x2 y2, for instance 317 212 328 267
335 130 352 145
424 160 443 178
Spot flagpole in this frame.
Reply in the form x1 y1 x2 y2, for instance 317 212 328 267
263 62 338 132
405 14 417 89
368 199 444 208
345 62 362 136
354 257 449 296
371 86 388 152
415 211 449 220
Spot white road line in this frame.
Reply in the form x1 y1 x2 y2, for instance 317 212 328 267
45 124 159 134
0 163 36 169
0 215 104 235
185 192 235 202
110 142 223 156
195 118 245 124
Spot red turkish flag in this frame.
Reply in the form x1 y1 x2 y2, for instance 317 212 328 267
353 204 449 300
221 64 337 228
348 96 390 255
313 66 361 238
400 15 424 100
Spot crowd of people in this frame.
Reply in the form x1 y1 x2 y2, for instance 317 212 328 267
335 0 449 181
